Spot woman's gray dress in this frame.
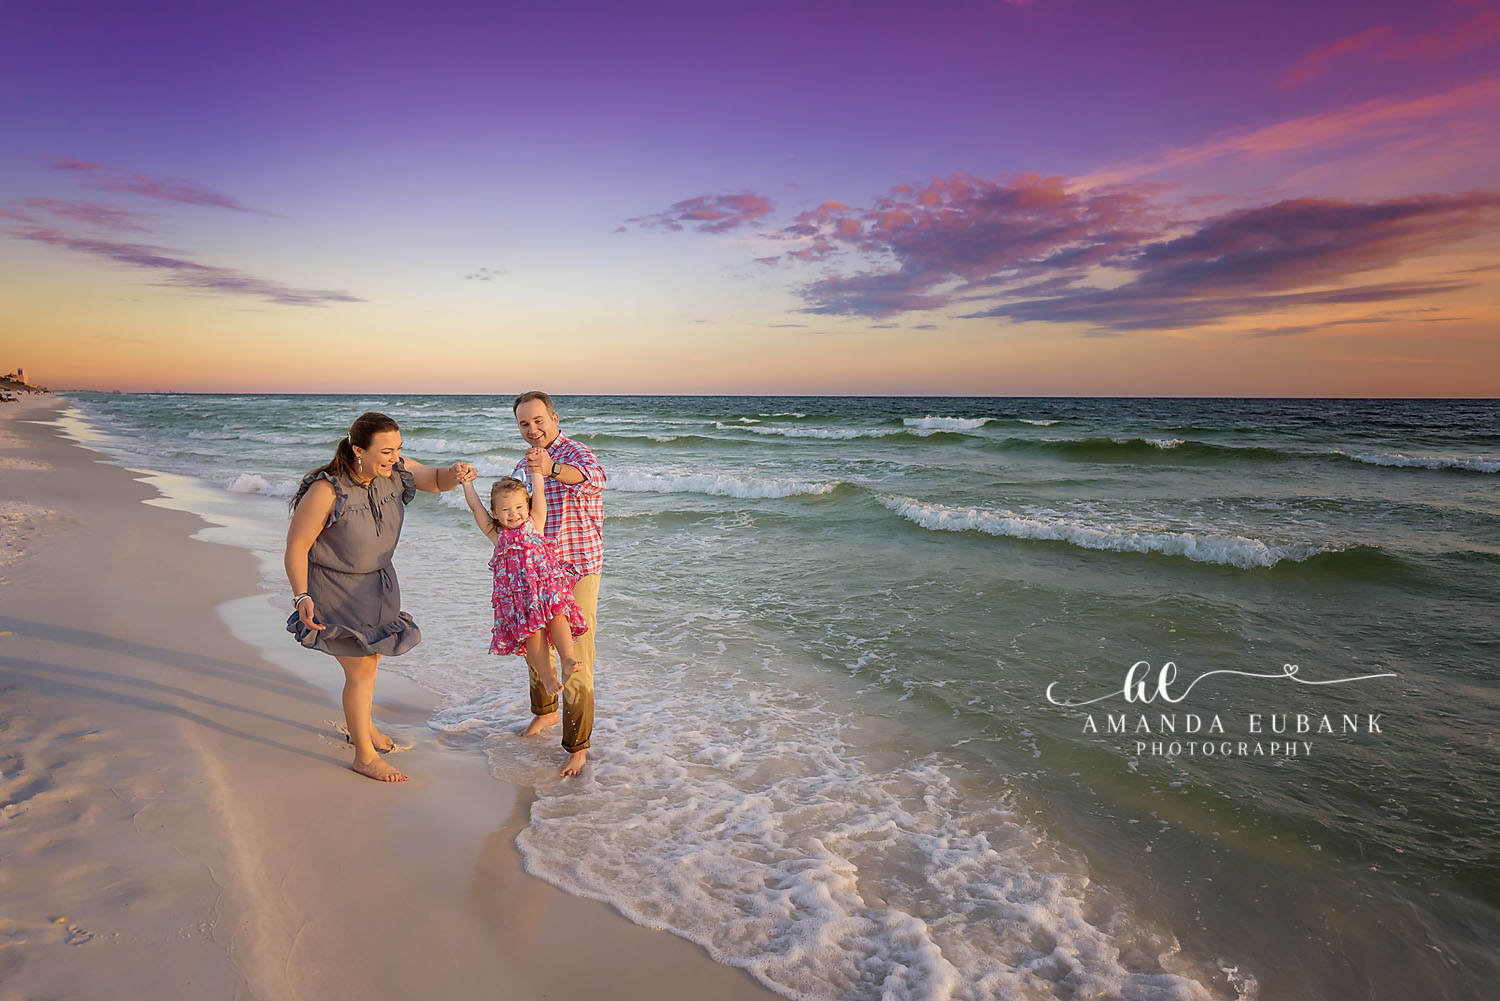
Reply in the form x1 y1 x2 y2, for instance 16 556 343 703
286 459 422 657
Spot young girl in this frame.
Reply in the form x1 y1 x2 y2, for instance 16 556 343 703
462 470 588 697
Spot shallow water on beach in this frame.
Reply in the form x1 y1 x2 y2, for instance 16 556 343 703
65 393 1500 1001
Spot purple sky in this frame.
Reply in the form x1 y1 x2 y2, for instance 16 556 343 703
2 0 1497 393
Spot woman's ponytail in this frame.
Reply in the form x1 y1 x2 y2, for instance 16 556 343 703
331 435 358 480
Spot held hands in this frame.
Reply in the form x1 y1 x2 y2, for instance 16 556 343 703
524 447 548 473
452 461 478 485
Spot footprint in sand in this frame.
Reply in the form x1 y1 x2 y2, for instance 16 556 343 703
64 924 93 945
325 720 413 753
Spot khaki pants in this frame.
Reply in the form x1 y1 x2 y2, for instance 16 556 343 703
529 572 598 752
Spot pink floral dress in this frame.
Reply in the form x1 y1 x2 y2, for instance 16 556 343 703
488 521 588 656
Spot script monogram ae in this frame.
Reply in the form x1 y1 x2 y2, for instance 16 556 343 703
1046 661 1396 759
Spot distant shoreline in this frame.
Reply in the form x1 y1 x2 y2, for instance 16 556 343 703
52 390 1500 400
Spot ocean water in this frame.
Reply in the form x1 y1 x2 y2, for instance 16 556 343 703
63 394 1500 1001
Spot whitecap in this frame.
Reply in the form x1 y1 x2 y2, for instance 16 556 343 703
611 469 840 498
721 423 906 440
401 436 499 456
1334 450 1499 473
903 416 992 430
876 495 1328 568
224 473 299 497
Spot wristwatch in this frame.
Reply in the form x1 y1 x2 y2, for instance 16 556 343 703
549 460 562 478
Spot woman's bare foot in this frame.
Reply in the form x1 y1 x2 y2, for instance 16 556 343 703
352 755 408 782
561 750 586 777
521 711 559 736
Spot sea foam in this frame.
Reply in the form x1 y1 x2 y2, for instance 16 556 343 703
431 632 1237 1001
225 472 299 497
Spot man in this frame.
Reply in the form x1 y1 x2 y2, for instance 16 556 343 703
511 391 605 777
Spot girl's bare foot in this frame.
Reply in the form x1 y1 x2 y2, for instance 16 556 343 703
561 750 586 777
352 755 408 782
521 711 559 736
541 671 563 697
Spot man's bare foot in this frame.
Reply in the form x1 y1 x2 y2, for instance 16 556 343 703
352 756 408 782
561 750 586 777
521 711 559 736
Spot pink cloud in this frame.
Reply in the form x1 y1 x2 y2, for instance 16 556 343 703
1074 76 1500 191
8 225 362 306
1283 9 1500 88
784 173 1165 315
20 198 152 232
635 163 1499 331
965 193 1500 331
48 157 268 214
624 192 774 233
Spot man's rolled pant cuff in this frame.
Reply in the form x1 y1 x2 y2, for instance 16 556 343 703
532 702 558 717
562 738 590 753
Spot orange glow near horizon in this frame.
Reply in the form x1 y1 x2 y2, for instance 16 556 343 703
6 237 1498 396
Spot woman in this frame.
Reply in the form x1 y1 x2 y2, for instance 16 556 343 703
284 411 474 782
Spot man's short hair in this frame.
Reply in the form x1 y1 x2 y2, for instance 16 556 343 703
513 390 556 415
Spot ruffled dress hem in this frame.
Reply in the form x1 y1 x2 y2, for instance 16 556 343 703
285 610 422 656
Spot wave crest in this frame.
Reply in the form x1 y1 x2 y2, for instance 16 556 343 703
1333 450 1499 473
903 416 992 430
612 470 841 498
877 495 1332 569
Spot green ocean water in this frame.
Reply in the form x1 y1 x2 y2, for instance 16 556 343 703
69 393 1500 1001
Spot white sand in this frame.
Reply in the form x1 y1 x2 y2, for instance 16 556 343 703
0 396 780 1001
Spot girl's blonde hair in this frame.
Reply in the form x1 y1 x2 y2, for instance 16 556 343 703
487 477 528 530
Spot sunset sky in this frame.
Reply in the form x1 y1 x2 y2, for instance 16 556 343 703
2 0 1498 395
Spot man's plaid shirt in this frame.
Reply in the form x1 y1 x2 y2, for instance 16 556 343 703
513 432 605 578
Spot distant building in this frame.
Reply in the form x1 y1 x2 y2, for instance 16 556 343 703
3 368 44 392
